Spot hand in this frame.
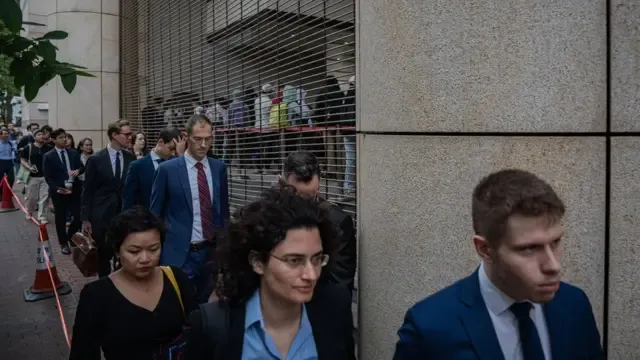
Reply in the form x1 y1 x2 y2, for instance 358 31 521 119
174 136 186 156
30 166 38 173
69 170 79 177
57 188 72 195
82 221 92 235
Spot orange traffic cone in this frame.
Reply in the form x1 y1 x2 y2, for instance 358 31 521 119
23 224 72 302
0 176 18 213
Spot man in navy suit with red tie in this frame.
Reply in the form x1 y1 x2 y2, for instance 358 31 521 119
150 115 229 303
393 169 604 360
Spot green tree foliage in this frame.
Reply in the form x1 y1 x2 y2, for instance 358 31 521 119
0 0 94 102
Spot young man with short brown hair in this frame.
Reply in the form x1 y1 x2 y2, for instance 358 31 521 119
394 169 603 360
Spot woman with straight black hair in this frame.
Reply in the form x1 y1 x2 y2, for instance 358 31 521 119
185 186 355 360
69 206 197 360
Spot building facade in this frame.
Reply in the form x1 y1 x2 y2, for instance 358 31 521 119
28 0 640 358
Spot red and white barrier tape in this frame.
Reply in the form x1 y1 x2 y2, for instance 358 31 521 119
0 176 71 348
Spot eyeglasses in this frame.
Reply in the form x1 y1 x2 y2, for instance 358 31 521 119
270 253 329 269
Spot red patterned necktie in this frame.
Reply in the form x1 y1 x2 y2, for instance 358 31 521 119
195 162 214 241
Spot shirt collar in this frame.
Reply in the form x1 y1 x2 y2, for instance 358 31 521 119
107 144 121 156
150 150 161 162
184 152 208 169
244 289 311 331
478 262 516 316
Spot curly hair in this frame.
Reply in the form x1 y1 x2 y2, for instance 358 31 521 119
215 185 339 304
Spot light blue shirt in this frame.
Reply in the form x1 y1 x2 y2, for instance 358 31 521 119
150 150 162 170
183 152 213 244
0 139 15 160
242 290 318 360
478 262 552 360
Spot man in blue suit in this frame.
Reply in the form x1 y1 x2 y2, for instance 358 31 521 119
122 127 183 210
394 169 604 360
150 114 229 303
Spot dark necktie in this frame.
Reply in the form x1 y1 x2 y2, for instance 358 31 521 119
510 302 545 360
115 152 121 180
61 150 71 177
195 162 214 241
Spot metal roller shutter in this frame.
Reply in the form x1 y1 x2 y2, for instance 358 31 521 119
121 0 356 215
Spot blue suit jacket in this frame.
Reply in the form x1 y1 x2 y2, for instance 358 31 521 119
393 270 604 360
150 155 230 267
122 154 155 210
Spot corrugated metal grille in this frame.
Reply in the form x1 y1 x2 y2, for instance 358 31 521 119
120 0 356 216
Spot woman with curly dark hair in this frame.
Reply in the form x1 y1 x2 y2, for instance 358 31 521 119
185 186 356 360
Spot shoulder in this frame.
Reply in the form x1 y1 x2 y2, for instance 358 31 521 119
311 283 352 309
165 265 190 286
78 276 113 303
402 276 469 332
208 157 227 171
68 148 80 157
159 156 182 169
129 156 147 169
325 201 351 222
555 281 591 305
91 148 107 158
122 149 136 160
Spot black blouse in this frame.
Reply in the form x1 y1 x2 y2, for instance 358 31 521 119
69 266 197 360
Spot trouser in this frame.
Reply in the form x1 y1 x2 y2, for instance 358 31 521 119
50 191 81 246
0 159 15 201
26 176 49 220
182 243 216 304
343 135 356 190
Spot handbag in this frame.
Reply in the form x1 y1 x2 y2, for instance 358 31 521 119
16 144 32 184
70 232 99 277
153 266 189 360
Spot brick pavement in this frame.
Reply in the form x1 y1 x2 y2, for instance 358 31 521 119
0 184 96 360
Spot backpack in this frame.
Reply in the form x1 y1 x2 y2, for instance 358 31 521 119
269 103 289 129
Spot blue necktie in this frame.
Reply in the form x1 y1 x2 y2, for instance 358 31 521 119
510 302 545 360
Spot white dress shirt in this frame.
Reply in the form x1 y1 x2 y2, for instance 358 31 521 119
55 147 72 178
107 145 123 178
478 262 552 360
184 152 214 244
150 150 162 170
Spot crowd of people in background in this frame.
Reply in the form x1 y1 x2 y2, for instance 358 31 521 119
1 114 605 360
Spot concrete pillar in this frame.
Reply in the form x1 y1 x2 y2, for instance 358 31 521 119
20 0 55 128
355 0 637 359
47 0 120 148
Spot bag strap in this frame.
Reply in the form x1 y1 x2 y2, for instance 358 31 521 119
199 300 230 357
160 266 184 314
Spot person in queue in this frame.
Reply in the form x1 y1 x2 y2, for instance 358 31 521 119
82 119 136 277
42 128 84 255
393 169 604 360
123 126 184 210
150 115 229 303
69 206 196 359
278 151 357 292
185 186 356 360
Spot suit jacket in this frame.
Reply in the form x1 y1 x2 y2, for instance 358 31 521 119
319 201 357 292
43 148 84 195
150 155 230 267
122 154 156 210
184 283 356 360
393 270 604 360
81 148 136 234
